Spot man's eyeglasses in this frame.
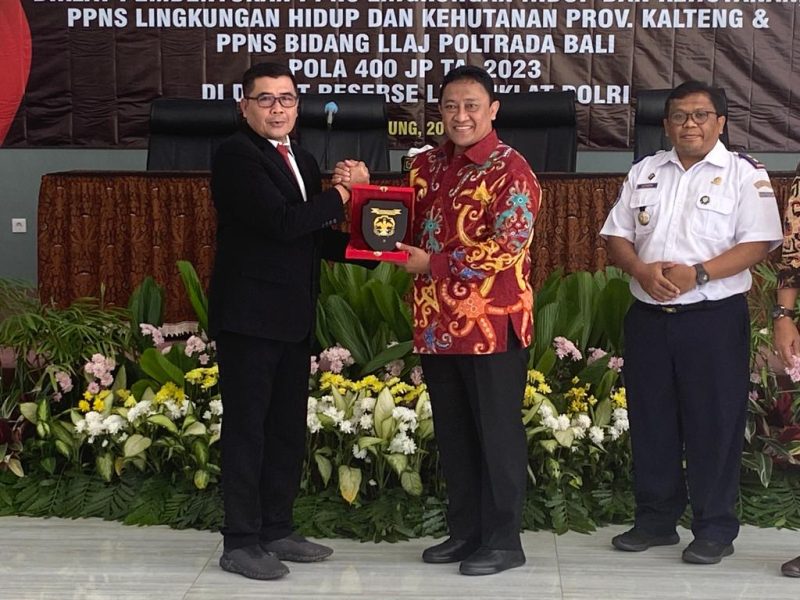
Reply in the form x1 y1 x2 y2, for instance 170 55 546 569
668 110 719 125
244 94 298 109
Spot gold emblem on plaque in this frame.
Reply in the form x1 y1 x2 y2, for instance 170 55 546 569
638 210 650 226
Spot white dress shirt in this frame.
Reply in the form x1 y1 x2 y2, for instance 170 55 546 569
600 141 782 304
269 138 307 202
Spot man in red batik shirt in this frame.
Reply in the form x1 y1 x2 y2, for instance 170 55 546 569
397 65 541 576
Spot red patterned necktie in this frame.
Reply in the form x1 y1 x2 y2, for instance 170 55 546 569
276 143 296 179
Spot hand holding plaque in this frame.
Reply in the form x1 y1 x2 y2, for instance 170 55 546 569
345 184 414 263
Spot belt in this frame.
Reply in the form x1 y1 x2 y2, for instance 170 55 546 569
635 294 743 314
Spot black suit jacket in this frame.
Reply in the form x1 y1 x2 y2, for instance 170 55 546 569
208 123 348 342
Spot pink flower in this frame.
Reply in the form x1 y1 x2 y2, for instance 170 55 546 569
410 365 424 386
553 337 582 361
587 348 607 365
199 353 210 366
184 335 207 357
87 382 100 394
785 355 800 383
52 392 62 402
319 345 354 374
139 323 165 346
385 359 404 378
608 356 624 373
310 356 319 376
55 371 73 393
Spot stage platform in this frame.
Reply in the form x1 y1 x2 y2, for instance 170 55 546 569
1 516 798 599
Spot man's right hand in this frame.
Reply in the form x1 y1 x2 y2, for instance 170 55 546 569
634 261 681 302
775 316 800 369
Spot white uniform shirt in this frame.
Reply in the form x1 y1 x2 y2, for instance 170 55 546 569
600 141 782 304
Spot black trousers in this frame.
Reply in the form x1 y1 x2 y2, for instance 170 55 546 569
623 295 749 545
216 330 310 551
421 336 529 550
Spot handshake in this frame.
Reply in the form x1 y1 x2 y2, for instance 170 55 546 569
330 159 370 204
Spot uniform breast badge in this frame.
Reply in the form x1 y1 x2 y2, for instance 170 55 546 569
637 207 650 225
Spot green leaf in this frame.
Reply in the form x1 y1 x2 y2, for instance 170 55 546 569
554 429 575 448
401 471 423 496
386 453 408 476
357 436 385 450
373 387 396 440
539 439 558 454
7 458 24 478
123 434 152 458
139 348 184 386
359 341 414 377
146 414 179 434
338 465 362 504
192 439 209 466
96 453 114 482
176 261 209 334
183 421 207 436
193 469 210 490
323 296 372 366
314 452 333 486
593 398 612 428
19 402 37 424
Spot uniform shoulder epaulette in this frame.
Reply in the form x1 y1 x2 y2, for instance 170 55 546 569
736 152 766 170
632 149 664 165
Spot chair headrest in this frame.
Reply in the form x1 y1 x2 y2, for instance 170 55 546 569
298 94 386 129
634 90 671 124
635 87 729 124
149 98 240 135
495 91 576 127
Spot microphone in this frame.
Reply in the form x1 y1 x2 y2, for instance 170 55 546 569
324 101 338 129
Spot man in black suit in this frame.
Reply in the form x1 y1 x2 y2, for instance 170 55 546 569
209 62 368 580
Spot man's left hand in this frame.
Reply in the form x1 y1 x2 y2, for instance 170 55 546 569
663 264 696 294
396 242 430 275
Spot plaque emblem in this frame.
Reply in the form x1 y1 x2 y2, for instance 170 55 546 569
362 200 409 251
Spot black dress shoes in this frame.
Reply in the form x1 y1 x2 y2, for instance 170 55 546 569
781 555 800 577
422 537 480 564
681 539 734 564
219 544 289 580
612 527 680 552
261 532 333 563
459 547 526 576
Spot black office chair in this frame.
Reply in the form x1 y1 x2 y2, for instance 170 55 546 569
633 88 730 161
493 91 577 173
296 94 390 173
146 98 240 171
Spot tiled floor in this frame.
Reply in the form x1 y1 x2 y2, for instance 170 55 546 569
1 517 798 599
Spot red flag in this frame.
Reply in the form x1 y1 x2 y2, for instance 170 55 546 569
0 1 32 145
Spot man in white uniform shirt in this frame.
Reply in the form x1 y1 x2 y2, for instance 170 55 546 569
601 81 782 564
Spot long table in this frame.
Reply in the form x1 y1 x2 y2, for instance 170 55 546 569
38 171 796 322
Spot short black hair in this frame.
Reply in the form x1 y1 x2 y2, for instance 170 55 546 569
440 65 496 103
665 81 726 118
242 63 297 97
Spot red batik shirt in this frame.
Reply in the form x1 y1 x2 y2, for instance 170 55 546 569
408 130 541 355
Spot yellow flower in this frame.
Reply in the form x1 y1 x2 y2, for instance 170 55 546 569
93 398 105 412
78 399 90 413
569 398 588 414
154 381 185 405
587 394 598 406
319 372 347 392
83 390 93 401
611 387 627 409
523 385 537 407
124 395 137 408
185 368 204 384
539 383 552 394
571 376 580 384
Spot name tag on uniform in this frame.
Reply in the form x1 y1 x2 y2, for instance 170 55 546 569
636 183 658 190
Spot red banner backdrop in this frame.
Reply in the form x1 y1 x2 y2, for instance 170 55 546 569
3 1 798 151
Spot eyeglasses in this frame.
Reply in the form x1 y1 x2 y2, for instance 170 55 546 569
668 110 718 125
244 94 298 109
